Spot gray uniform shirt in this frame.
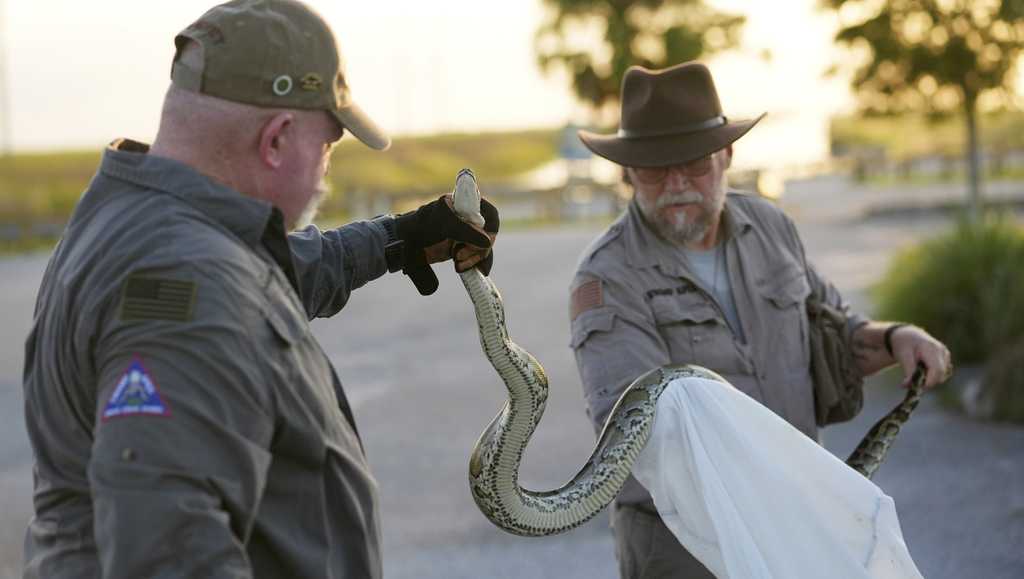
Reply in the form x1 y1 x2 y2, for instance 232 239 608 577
23 140 393 578
570 193 865 506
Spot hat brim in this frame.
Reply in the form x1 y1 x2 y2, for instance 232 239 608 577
333 101 391 151
578 113 765 167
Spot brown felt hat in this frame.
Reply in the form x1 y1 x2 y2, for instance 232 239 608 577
579 62 764 167
171 0 390 151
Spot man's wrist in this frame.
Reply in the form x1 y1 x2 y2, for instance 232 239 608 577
883 323 910 357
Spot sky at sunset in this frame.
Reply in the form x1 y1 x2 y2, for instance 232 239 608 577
1 0 867 169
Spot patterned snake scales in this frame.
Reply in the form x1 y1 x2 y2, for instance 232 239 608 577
450 169 925 537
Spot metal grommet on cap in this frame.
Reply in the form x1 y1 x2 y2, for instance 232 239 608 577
273 75 293 96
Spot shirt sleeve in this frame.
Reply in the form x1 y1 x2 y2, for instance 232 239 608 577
782 212 869 339
88 265 276 579
569 274 670 434
287 218 390 319
805 262 870 339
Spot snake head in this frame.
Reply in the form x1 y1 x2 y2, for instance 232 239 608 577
452 168 486 228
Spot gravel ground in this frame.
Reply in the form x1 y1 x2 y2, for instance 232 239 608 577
1 181 1021 578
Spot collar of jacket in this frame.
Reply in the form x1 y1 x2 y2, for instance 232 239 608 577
98 138 274 247
623 192 754 276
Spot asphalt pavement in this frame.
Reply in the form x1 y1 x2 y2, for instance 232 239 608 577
0 182 1022 578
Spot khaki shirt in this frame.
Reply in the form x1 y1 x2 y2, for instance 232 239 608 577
570 193 865 505
23 140 390 578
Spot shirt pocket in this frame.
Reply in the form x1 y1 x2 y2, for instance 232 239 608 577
259 272 333 465
262 273 310 348
650 293 743 374
756 266 812 365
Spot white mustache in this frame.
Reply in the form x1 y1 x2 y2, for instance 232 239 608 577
655 192 703 209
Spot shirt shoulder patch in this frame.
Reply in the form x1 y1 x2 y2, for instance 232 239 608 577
120 275 196 322
102 358 171 421
571 278 603 321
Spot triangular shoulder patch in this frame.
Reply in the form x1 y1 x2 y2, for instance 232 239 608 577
102 358 171 421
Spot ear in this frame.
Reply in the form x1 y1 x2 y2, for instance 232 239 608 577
723 144 734 169
258 112 295 169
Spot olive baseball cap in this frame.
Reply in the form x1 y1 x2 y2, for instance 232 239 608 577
171 0 390 150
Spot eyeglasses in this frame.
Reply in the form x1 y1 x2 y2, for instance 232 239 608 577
631 155 713 184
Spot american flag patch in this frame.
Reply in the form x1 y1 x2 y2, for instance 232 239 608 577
571 279 603 321
120 276 196 322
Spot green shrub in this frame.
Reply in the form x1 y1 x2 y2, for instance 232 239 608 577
873 215 1024 366
981 336 1024 422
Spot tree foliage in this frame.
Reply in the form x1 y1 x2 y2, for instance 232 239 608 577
535 0 745 117
824 0 1024 115
824 0 1024 218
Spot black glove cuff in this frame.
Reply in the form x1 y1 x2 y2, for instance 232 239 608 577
379 216 405 273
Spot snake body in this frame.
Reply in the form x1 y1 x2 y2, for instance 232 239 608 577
452 171 924 537
845 377 924 479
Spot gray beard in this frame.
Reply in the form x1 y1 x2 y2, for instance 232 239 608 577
294 199 321 230
293 179 330 230
636 191 719 246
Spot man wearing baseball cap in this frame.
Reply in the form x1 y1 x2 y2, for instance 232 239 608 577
568 62 951 578
22 1 497 577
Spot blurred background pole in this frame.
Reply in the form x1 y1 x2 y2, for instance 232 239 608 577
965 95 982 223
0 0 11 157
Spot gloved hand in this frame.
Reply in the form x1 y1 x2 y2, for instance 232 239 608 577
395 195 499 295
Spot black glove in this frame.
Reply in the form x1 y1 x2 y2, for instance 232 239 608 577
395 195 499 295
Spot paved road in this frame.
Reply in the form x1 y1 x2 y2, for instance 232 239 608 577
1 184 1022 578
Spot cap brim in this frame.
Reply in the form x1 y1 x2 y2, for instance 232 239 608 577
578 113 765 167
333 101 391 151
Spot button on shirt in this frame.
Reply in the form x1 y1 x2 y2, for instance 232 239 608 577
23 140 393 578
569 194 865 506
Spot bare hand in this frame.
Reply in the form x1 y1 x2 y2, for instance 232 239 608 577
890 325 952 389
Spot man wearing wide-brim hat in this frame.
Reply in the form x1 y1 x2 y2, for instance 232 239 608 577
568 62 952 578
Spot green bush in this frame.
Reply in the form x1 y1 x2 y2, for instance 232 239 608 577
873 215 1024 366
981 335 1024 422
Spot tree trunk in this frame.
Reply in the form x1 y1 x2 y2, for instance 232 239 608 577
964 96 983 222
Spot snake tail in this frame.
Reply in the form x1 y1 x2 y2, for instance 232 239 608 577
845 370 925 479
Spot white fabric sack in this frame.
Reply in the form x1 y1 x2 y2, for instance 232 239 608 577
631 376 923 579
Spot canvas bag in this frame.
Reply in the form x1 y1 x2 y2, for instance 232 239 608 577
806 286 864 425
